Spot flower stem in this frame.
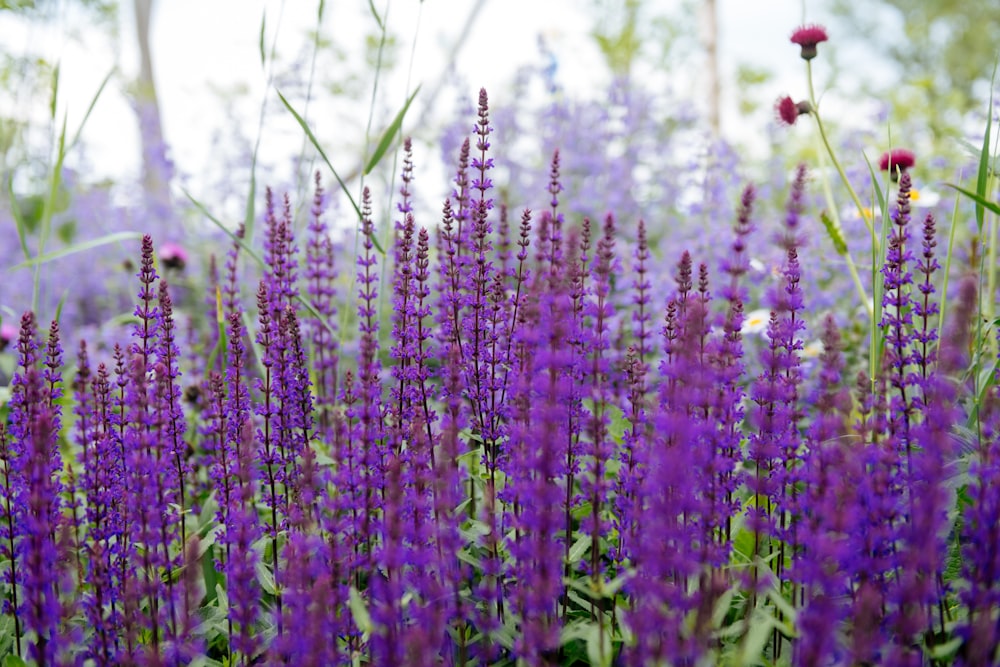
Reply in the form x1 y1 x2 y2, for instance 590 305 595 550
806 61 872 237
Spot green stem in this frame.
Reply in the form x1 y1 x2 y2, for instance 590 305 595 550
815 147 871 314
937 189 963 355
806 61 874 237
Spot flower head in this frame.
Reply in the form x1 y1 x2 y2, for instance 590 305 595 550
879 148 916 181
159 241 189 270
775 95 812 126
790 24 829 60
0 322 16 352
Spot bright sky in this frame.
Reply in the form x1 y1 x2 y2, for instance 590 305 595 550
1 0 889 214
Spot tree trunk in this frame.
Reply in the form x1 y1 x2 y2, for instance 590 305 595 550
700 0 721 137
133 0 171 206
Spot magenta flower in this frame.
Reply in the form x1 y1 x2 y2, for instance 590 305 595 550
159 241 189 270
0 322 15 351
775 95 811 126
790 24 829 60
879 148 916 181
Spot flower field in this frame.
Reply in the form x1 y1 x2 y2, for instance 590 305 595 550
1 13 999 667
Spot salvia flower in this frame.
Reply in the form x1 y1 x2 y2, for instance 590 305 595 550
790 24 829 60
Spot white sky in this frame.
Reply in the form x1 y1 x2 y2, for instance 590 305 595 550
1 0 888 218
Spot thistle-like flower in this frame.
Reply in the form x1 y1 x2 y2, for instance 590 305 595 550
790 24 829 60
879 148 916 182
774 96 812 126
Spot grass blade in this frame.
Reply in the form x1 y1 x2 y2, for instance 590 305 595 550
276 89 383 254
8 231 143 270
258 10 267 67
275 90 359 219
974 63 997 233
363 85 420 176
367 0 384 30
183 188 265 269
68 67 115 151
864 151 891 384
49 61 60 120
944 183 1000 217
8 174 32 261
184 188 336 337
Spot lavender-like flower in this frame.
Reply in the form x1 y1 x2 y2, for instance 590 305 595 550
303 173 339 435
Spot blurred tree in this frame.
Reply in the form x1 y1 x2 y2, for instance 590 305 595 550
588 0 697 83
0 0 169 190
831 0 1000 141
699 0 719 136
132 0 170 204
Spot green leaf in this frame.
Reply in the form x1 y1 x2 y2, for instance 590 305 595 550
739 610 774 664
945 183 1000 217
254 560 276 596
348 586 372 635
929 635 963 660
7 231 143 270
585 621 613 667
559 620 592 645
4 656 28 667
567 534 590 565
602 571 631 597
215 582 229 617
187 657 226 667
766 584 798 625
974 63 997 233
364 85 420 176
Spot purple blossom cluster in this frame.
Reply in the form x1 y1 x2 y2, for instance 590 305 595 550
0 88 997 667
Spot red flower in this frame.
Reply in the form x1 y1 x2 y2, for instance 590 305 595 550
790 24 829 60
774 96 812 126
879 148 916 181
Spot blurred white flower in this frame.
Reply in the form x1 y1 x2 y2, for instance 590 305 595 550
910 187 941 208
742 308 771 336
801 339 824 359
